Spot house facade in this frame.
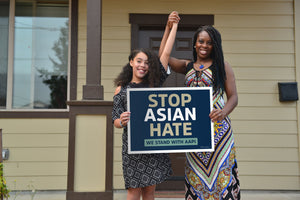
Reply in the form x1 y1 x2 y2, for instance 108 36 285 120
0 0 300 199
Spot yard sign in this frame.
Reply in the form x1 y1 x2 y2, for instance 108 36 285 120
127 87 214 154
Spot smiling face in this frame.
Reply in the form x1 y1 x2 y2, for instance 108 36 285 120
130 52 149 83
194 31 213 60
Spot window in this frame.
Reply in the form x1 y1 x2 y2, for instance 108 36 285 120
0 0 69 109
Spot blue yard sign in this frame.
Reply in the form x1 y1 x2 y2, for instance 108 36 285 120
127 87 214 154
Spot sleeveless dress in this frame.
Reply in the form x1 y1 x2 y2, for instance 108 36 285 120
184 62 240 200
112 63 173 189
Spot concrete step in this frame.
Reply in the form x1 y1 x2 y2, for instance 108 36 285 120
7 190 300 200
115 190 300 200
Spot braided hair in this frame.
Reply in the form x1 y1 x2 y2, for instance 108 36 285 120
114 48 162 88
192 25 226 95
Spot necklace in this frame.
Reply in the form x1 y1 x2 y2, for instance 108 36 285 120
193 70 206 87
199 65 204 70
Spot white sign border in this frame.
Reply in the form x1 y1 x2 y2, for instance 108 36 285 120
127 87 214 154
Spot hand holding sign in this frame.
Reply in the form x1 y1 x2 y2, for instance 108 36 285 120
120 111 131 127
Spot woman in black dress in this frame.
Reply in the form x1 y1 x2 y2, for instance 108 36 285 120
112 12 180 200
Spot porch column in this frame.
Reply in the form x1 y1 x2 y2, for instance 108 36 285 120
82 0 104 100
66 0 113 200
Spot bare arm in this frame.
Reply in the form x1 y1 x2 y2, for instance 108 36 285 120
159 11 179 57
159 11 189 74
113 86 130 128
209 61 238 122
222 62 238 115
158 22 171 58
168 57 190 74
159 22 178 70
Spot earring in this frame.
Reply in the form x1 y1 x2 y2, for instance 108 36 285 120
194 46 196 48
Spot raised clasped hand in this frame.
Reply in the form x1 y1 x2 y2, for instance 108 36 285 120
168 11 180 29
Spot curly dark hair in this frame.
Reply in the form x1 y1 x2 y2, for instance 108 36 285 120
114 48 162 88
192 25 226 95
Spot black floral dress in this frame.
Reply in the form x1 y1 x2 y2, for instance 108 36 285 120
112 63 173 189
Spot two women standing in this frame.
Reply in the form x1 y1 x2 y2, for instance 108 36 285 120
113 11 241 200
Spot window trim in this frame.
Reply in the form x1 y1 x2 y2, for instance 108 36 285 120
6 0 15 109
0 110 69 118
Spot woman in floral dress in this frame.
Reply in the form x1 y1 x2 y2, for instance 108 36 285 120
159 13 241 200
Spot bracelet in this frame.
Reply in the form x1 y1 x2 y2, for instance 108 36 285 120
120 120 124 128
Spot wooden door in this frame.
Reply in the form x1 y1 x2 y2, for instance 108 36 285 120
138 28 194 190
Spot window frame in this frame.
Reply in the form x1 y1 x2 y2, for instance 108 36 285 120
0 0 78 117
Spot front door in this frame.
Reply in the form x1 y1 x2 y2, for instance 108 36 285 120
130 13 214 190
138 28 195 190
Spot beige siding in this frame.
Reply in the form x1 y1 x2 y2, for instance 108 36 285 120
74 115 107 192
76 0 87 99
73 0 300 191
1 119 68 190
215 0 298 190
295 0 300 185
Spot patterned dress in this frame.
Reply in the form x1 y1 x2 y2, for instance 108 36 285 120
112 63 173 189
184 62 240 200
